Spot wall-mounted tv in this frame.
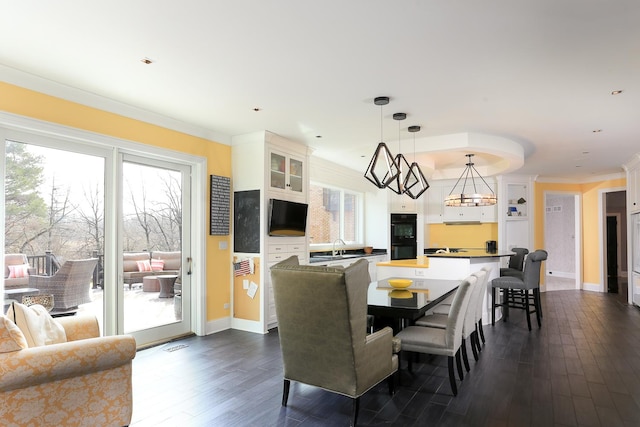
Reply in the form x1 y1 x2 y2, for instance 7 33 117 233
268 198 308 237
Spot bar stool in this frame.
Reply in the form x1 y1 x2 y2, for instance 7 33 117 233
491 250 547 331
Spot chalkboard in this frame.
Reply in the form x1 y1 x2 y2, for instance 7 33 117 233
234 190 261 253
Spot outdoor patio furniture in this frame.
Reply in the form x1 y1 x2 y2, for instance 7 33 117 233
142 276 160 292
4 253 36 290
28 258 98 312
123 251 181 289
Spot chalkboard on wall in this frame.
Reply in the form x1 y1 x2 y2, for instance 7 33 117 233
234 190 261 253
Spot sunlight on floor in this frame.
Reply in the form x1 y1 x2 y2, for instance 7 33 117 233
78 286 180 334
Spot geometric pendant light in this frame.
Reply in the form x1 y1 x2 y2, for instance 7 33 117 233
388 112 411 195
403 125 430 199
364 96 401 189
444 153 497 207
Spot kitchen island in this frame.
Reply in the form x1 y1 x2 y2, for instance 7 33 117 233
377 250 514 324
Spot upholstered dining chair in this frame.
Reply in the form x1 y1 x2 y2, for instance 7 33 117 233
415 269 489 370
28 258 98 311
491 250 548 331
395 275 476 396
270 256 398 426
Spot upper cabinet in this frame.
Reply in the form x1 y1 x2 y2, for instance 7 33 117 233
425 184 444 223
628 166 640 213
390 192 417 213
269 149 305 198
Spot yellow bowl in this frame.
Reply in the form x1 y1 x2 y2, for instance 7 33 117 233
389 289 413 299
388 279 412 289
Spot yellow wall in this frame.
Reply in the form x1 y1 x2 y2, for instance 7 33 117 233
0 82 232 322
428 223 498 249
534 178 626 286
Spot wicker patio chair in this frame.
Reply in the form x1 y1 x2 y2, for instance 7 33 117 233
28 258 99 311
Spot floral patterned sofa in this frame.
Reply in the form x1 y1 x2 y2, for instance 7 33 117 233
0 312 136 426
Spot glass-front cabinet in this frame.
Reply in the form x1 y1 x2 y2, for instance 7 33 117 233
269 149 304 195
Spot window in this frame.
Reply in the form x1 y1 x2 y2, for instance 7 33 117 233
308 183 362 245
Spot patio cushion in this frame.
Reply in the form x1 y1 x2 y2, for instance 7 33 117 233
136 259 152 272
8 264 30 279
6 302 66 347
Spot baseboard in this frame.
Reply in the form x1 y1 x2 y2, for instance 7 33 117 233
582 282 603 292
231 318 267 334
546 271 575 279
205 316 231 335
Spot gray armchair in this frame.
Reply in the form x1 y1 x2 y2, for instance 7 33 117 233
29 258 98 311
270 256 398 426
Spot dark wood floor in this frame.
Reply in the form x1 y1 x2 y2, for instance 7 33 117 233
130 290 640 426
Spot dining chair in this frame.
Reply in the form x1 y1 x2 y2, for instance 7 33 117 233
270 256 398 426
396 275 476 396
473 267 493 347
491 250 547 331
415 268 489 369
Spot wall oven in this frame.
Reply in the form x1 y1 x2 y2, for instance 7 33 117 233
390 213 417 260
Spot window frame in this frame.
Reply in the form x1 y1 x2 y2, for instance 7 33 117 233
308 181 364 249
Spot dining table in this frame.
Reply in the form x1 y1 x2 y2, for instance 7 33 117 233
367 277 460 332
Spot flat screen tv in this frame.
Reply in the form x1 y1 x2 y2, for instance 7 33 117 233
268 199 308 237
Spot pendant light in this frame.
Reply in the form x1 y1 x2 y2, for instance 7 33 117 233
364 96 400 189
388 112 412 195
444 154 497 207
404 125 430 199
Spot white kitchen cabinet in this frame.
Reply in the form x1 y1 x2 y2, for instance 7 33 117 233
629 167 640 213
425 184 444 223
443 205 482 223
232 130 310 333
269 149 305 198
390 192 417 213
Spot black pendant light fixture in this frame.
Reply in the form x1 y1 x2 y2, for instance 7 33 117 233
388 112 412 195
404 125 430 199
445 153 497 207
364 96 400 189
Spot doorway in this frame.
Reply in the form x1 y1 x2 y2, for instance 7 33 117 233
544 192 581 291
603 190 627 298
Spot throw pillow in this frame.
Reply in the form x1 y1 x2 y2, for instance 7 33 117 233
151 259 165 271
136 259 152 272
0 314 28 353
8 264 30 278
6 302 67 347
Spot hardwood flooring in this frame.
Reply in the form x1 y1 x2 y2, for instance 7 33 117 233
130 290 640 426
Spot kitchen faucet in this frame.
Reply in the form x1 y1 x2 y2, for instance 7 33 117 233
332 238 346 257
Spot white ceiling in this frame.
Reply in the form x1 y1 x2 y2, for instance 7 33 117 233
2 0 639 181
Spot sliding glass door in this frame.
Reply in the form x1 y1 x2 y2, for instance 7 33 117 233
120 155 191 342
3 134 195 347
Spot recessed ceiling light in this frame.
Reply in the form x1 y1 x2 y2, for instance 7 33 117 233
611 90 623 95
140 57 153 64
592 129 603 133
